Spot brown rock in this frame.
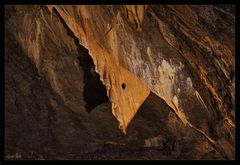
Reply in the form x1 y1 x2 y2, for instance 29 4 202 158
5 5 235 160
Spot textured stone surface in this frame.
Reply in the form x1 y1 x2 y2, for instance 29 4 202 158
5 5 235 160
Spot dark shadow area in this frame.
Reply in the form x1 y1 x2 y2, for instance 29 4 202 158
125 92 174 142
77 47 109 112
76 92 183 160
53 8 109 113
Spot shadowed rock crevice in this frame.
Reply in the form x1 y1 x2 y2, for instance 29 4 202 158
77 46 109 112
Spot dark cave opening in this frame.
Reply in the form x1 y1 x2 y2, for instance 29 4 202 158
53 8 109 113
76 46 109 112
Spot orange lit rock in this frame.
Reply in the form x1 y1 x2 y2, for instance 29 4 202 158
51 5 150 133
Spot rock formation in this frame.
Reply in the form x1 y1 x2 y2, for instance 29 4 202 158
5 5 235 160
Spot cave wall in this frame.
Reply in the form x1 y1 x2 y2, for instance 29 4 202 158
47 5 235 154
5 5 235 160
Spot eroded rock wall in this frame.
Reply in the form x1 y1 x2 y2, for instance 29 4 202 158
5 5 235 159
46 5 235 153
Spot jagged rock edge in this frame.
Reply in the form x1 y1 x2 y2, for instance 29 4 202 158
50 6 151 134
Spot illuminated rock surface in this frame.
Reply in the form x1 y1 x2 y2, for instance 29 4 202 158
5 5 235 159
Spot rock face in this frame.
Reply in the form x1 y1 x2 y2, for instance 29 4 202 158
5 5 235 160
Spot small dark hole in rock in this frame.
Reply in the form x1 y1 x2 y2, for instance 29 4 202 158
121 83 126 90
